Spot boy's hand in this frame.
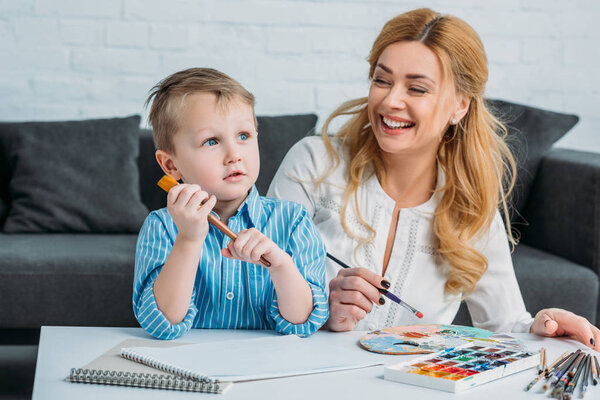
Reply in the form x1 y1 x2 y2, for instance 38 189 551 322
222 228 291 269
167 184 216 242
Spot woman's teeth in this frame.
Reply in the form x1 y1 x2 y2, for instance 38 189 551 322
382 116 414 129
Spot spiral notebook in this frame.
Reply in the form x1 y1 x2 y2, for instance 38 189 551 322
121 334 383 383
66 339 231 394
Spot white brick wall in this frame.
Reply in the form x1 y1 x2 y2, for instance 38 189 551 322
1 0 598 152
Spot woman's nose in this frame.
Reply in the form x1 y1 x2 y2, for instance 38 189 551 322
382 86 407 110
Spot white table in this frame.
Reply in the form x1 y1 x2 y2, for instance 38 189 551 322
33 326 596 399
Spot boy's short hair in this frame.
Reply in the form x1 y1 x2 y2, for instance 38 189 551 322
146 67 256 153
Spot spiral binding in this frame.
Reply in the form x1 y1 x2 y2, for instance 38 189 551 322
67 368 222 393
121 349 215 383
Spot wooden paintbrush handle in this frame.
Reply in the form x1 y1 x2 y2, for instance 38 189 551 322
157 175 271 267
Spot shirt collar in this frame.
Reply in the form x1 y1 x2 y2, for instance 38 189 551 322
233 185 265 228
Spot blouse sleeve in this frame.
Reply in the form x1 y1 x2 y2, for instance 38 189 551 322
465 211 534 333
267 137 329 217
268 205 329 336
133 212 198 340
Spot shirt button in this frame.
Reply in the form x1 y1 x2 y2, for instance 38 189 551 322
368 323 376 331
226 292 235 300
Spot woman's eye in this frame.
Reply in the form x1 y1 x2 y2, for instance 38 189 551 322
373 77 389 86
203 138 218 146
410 87 427 94
238 132 248 141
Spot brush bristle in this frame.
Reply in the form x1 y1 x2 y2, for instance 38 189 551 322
542 382 550 392
157 175 179 192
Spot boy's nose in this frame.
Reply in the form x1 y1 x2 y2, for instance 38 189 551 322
224 145 242 164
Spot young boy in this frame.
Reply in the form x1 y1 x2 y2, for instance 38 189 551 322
133 68 328 340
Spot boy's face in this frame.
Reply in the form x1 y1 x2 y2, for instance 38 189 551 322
161 92 259 207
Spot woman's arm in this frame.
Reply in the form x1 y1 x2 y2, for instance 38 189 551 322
466 211 599 350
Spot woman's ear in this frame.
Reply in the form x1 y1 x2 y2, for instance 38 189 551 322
155 150 182 180
454 93 471 122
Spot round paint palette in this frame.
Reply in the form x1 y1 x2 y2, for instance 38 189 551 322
359 324 526 355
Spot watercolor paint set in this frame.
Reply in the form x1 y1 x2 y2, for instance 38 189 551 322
384 342 540 392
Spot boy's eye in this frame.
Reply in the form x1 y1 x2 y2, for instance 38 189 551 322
203 138 218 147
238 132 248 141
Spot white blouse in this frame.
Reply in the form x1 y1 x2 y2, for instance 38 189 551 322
267 136 534 333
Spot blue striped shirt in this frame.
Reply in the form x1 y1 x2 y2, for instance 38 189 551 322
133 186 328 340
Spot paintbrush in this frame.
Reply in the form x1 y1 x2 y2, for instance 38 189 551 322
539 347 547 375
524 347 549 391
593 355 600 385
157 175 271 267
562 354 587 400
581 354 591 398
544 351 579 392
326 252 423 319
551 352 585 398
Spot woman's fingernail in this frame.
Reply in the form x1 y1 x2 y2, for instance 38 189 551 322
591 338 595 346
381 280 391 289
379 297 386 305
544 319 550 327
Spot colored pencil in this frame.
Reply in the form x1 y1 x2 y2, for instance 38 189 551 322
326 252 423 318
157 175 271 267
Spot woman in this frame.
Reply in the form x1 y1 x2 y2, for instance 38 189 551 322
268 8 598 348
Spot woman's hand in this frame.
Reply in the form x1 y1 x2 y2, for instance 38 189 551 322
530 308 600 350
325 268 388 331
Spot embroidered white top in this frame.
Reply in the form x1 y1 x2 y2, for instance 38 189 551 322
267 136 534 333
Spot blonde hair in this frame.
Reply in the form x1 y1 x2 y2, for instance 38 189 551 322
146 67 256 153
319 8 517 295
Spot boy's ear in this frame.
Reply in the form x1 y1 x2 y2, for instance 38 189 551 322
155 150 182 180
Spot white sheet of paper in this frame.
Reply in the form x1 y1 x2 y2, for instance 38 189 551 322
121 333 383 382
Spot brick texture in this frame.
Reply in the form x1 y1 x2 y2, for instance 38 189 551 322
0 0 597 152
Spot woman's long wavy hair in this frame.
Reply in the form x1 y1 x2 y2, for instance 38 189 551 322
318 8 517 295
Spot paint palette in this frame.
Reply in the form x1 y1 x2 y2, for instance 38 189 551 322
384 342 539 392
359 324 525 355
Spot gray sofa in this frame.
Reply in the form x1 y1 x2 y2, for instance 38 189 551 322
1 101 599 399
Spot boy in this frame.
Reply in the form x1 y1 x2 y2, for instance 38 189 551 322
134 68 328 339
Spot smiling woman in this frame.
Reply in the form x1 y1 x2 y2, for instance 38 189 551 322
268 8 600 349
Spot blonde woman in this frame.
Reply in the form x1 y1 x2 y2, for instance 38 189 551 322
268 8 598 348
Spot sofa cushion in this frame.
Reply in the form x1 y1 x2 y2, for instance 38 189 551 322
0 233 138 328
0 115 148 233
138 113 318 211
486 99 579 220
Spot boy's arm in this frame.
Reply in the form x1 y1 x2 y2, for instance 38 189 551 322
133 184 216 340
153 184 216 324
223 228 314 324
222 205 329 336
133 213 198 340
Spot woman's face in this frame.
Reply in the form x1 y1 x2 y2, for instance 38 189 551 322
368 41 459 159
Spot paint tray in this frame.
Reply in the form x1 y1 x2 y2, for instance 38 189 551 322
384 341 539 392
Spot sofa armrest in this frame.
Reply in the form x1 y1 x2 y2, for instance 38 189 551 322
519 148 600 275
